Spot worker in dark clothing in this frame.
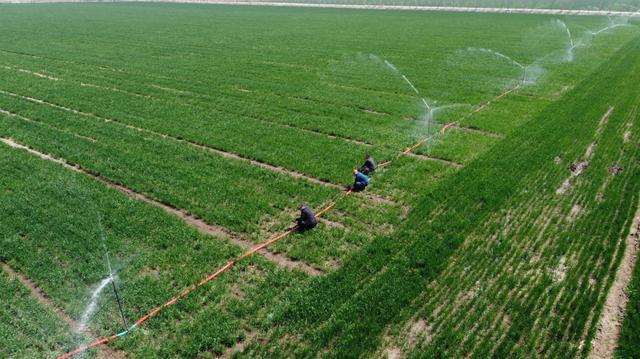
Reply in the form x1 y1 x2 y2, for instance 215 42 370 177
352 169 369 192
297 204 318 232
360 154 376 176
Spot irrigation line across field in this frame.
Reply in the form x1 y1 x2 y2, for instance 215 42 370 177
11 108 436 358
1 47 523 357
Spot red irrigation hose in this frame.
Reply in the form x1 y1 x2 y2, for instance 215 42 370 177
59 126 440 359
58 190 354 359
57 80 503 358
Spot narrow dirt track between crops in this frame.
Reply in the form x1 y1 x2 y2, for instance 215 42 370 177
1 261 125 359
473 85 521 114
589 200 640 358
440 123 504 138
0 137 321 276
402 151 463 167
0 89 397 206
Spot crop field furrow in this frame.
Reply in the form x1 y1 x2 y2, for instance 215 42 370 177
0 142 317 357
2 4 640 358
0 81 419 206
0 97 403 268
0 87 351 191
0 61 405 151
0 53 344 111
400 151 463 167
0 98 339 231
1 261 128 358
1 136 323 276
0 71 405 186
1 261 76 329
0 266 75 358
0 52 424 149
0 106 97 143
440 122 505 139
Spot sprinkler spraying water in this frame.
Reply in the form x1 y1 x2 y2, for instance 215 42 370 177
98 214 128 329
402 74 420 95
588 16 633 37
467 48 529 84
77 276 113 333
557 20 576 62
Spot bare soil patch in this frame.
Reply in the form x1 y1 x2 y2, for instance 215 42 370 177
567 204 582 223
608 166 624 175
551 256 567 283
386 347 402 359
408 318 432 347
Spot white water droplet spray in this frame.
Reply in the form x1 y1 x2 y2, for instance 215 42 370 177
77 276 113 333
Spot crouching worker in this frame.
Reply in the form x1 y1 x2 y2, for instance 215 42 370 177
297 204 318 232
352 169 369 192
360 154 376 176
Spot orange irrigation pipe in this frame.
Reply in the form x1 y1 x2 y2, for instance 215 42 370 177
473 84 521 114
57 71 517 359
58 189 353 359
440 122 456 135
58 112 451 359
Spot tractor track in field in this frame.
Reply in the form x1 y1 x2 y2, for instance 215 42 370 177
0 137 322 276
589 199 640 358
1 260 125 359
0 89 399 206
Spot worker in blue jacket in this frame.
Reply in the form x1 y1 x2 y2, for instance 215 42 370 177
352 169 369 192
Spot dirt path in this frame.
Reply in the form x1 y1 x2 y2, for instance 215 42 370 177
1 261 125 359
0 137 321 276
440 123 504 139
589 199 640 358
0 89 397 206
402 151 463 168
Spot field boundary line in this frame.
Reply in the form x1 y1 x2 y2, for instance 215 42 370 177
0 137 321 276
0 260 126 359
589 198 640 358
0 88 398 206
3 1 639 17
